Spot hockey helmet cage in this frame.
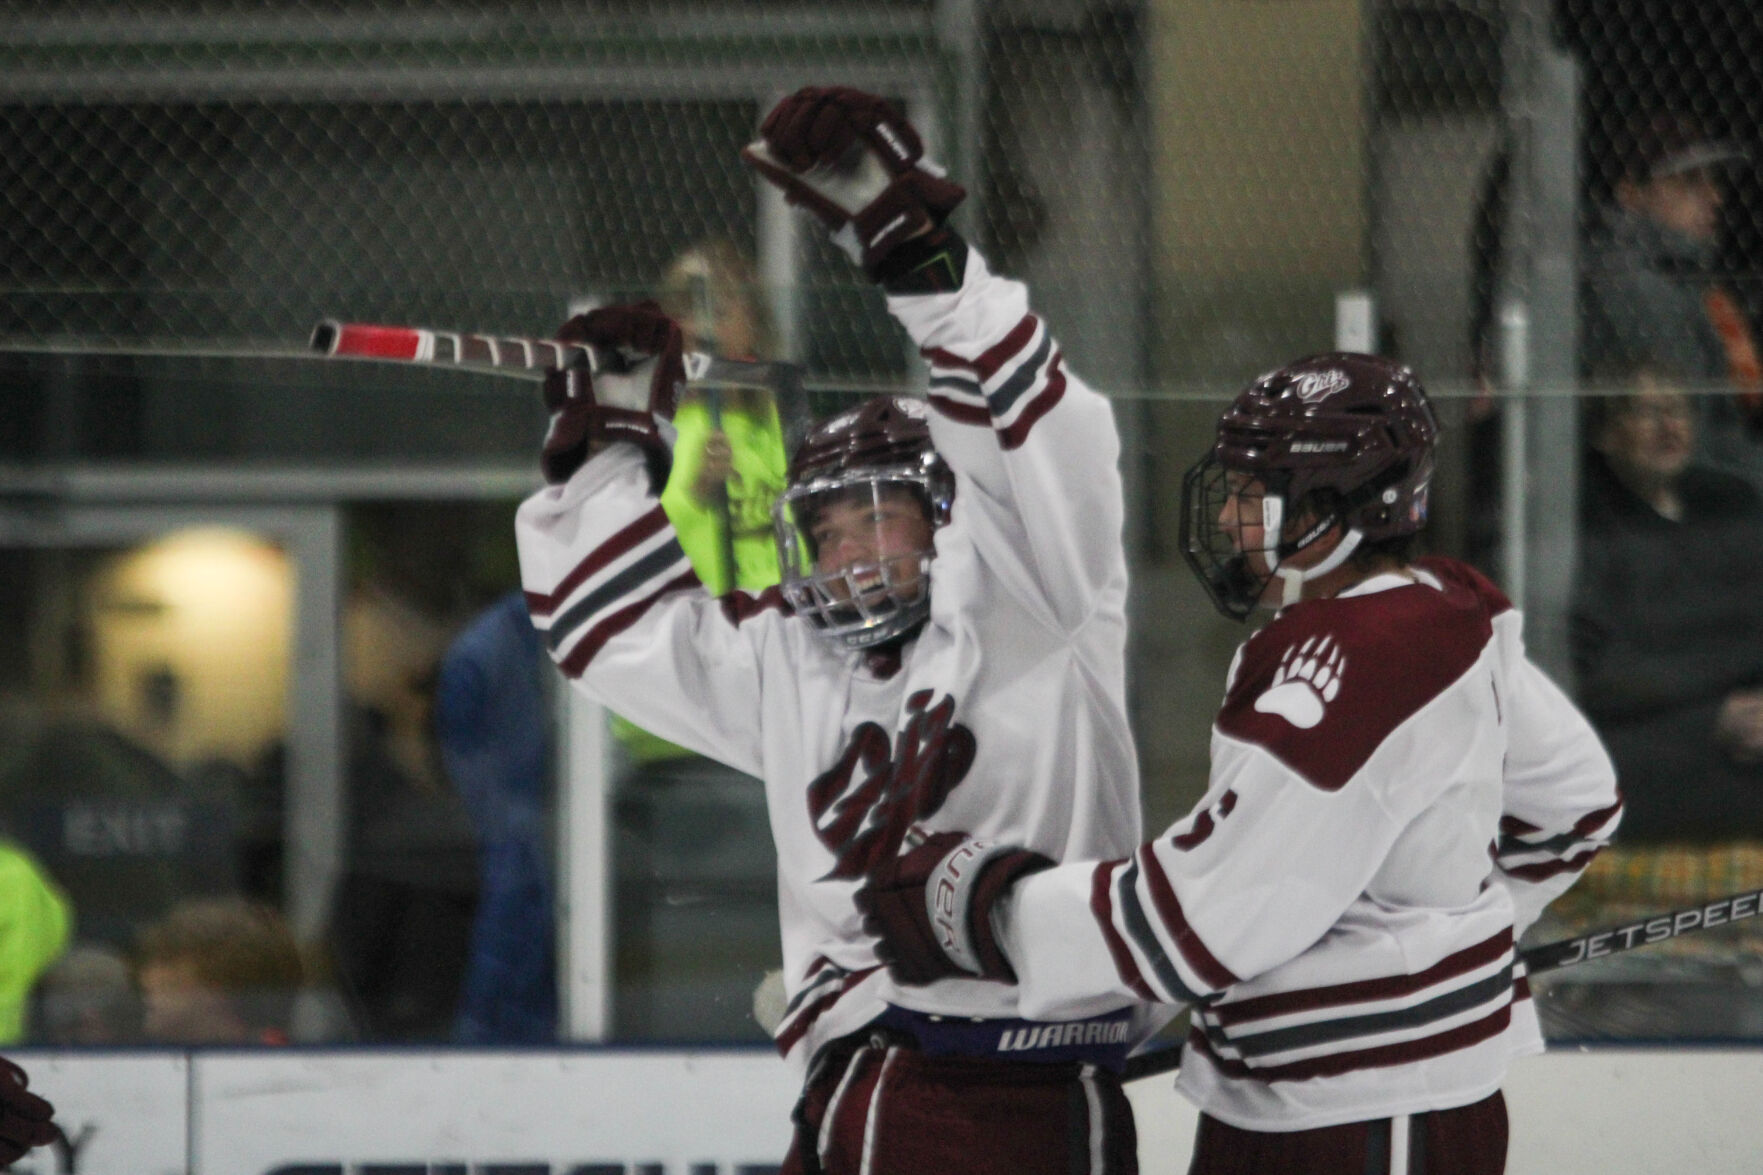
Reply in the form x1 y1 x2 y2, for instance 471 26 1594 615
773 396 955 650
1181 352 1438 620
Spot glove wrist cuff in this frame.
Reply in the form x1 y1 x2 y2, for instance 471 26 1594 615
875 228 970 293
923 839 1052 980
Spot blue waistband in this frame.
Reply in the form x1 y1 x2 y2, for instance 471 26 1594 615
874 1005 1135 1072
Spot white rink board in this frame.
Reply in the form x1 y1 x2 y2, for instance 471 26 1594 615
6 1046 1763 1174
3 1053 188 1175
194 1050 798 1173
1127 1047 1763 1175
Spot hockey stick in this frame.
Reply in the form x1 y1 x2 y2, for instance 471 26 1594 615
310 319 592 372
1121 883 1763 1083
310 319 802 401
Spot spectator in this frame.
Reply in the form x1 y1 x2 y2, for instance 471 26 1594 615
607 240 795 769
652 239 797 597
33 943 138 1045
136 897 304 1045
1555 365 1763 1038
605 241 793 1040
325 698 479 1043
0 842 70 1044
433 589 556 1044
1582 112 1763 486
1571 365 1763 843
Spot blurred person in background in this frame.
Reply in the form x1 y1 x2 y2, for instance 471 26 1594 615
33 943 139 1045
1559 360 1763 1038
1572 362 1763 842
433 588 556 1044
603 240 793 1039
0 841 70 1046
607 241 791 763
1582 112 1763 488
325 505 491 1042
136 896 304 1045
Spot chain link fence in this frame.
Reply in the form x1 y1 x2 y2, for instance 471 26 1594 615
3 0 1763 1046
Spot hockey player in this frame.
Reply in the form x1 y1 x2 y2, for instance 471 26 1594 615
516 87 1145 1171
859 354 1624 1175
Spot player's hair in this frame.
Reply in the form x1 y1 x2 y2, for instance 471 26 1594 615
137 897 305 1034
657 238 777 362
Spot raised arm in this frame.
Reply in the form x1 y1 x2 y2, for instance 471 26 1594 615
742 85 1128 633
515 303 772 774
891 253 1129 632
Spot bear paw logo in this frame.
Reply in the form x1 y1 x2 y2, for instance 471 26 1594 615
1253 635 1345 730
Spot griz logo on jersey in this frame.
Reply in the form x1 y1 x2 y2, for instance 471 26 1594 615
808 689 976 880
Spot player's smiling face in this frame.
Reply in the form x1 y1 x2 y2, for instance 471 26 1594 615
809 487 935 600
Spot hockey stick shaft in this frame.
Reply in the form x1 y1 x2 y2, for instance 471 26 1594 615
310 319 592 371
1122 884 1763 1083
310 319 803 403
1517 883 1763 972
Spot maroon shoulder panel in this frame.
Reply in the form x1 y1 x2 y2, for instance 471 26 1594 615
1413 555 1514 617
1215 570 1495 791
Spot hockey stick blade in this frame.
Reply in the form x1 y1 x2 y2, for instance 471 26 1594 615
1122 883 1763 1083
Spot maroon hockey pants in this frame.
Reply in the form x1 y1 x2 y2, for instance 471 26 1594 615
783 1030 1138 1175
1187 1090 1508 1175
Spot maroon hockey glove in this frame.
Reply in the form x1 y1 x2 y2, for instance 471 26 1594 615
0 1057 59 1166
857 831 1054 986
539 301 685 483
741 86 966 279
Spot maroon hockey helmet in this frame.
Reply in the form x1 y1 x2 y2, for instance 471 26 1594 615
773 396 955 649
1181 353 1439 619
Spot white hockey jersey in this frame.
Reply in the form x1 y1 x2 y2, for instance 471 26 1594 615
996 557 1622 1130
516 249 1144 1070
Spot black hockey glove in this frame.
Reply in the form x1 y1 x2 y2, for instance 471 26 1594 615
857 831 1054 986
0 1057 60 1166
540 300 685 484
741 86 967 282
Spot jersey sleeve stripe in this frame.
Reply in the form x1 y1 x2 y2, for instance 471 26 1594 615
1208 929 1512 1025
1185 1001 1512 1083
1498 846 1606 882
983 325 1053 418
921 313 1040 380
1114 858 1208 1004
524 504 673 618
542 537 696 652
773 963 881 1059
997 352 1066 451
1137 845 1242 991
1212 963 1514 1059
719 584 792 625
1495 798 1620 880
929 372 983 397
556 568 700 677
923 314 1066 448
1090 860 1159 1002
926 394 992 427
